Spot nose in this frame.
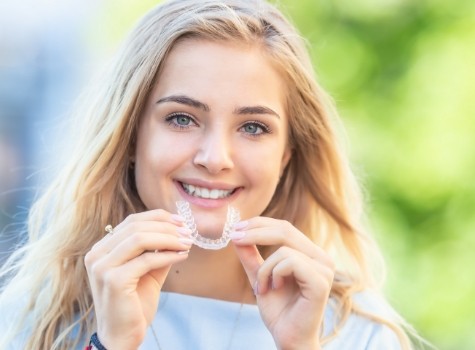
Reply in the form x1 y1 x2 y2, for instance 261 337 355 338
193 128 234 174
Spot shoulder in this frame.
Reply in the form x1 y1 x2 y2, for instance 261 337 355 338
0 292 86 350
0 293 31 348
322 291 403 350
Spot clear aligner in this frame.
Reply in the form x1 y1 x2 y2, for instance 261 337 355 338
176 201 240 250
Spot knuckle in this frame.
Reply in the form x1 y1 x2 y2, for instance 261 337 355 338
91 240 104 251
124 213 140 225
274 245 296 260
275 245 291 257
89 261 106 278
286 254 298 266
127 221 143 233
139 251 157 265
309 244 321 260
128 232 146 248
84 242 102 268
275 229 286 243
103 270 121 290
277 220 293 242
256 266 268 281
84 251 94 269
315 263 335 288
283 220 293 230
155 208 168 216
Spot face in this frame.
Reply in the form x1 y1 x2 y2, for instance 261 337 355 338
135 39 291 237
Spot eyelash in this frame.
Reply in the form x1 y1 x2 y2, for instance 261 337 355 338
164 113 272 136
165 112 197 130
240 120 272 136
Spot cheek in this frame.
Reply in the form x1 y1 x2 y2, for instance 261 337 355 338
133 134 196 210
240 146 285 189
237 153 283 218
257 136 288 168
134 131 183 186
135 127 194 166
135 144 188 181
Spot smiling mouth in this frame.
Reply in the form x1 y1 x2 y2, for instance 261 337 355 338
180 182 236 199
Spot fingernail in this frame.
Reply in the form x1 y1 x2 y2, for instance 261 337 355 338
171 214 185 223
229 231 246 240
233 220 248 230
177 250 190 255
253 281 259 295
176 226 192 236
179 237 194 246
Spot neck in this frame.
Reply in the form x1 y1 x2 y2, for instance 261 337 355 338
162 244 255 304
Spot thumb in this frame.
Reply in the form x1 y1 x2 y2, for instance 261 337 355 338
233 243 264 288
150 265 172 289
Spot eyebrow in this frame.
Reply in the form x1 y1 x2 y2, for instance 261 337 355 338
156 95 210 112
234 105 280 119
156 94 280 119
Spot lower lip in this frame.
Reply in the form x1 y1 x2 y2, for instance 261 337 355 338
175 181 241 209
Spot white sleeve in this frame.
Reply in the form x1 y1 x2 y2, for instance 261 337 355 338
365 323 403 350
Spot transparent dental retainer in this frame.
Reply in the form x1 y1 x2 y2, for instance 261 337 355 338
176 201 240 250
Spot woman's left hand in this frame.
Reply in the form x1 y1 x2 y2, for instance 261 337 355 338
232 217 335 350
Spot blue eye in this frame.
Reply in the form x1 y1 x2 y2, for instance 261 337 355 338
240 121 270 136
165 112 196 129
176 115 191 125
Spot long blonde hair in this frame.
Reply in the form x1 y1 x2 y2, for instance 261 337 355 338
0 0 419 348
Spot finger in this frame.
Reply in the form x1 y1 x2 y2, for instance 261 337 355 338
105 233 193 266
89 220 191 259
272 253 334 300
87 230 193 280
230 218 310 249
99 250 190 294
232 243 264 292
231 217 332 265
271 255 316 290
84 222 190 282
274 258 334 301
256 247 328 295
114 209 185 231
254 246 300 294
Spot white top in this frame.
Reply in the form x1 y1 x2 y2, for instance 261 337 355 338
139 292 402 350
2 291 402 349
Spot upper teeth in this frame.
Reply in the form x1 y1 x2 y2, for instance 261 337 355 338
182 183 233 199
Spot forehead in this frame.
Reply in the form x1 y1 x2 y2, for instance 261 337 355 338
160 38 280 82
151 38 287 114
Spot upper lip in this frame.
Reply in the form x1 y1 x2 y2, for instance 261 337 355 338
176 178 239 191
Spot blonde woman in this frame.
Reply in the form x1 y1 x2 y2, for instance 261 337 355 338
0 0 424 349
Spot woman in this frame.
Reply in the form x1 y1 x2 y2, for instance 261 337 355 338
0 0 423 349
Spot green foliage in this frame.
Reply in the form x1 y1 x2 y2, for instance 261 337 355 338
278 0 475 348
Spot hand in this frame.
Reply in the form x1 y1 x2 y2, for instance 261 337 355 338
84 210 193 350
231 217 335 350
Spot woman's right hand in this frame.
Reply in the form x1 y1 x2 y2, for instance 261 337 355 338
84 209 193 350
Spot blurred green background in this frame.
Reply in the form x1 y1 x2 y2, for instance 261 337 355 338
91 0 474 349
